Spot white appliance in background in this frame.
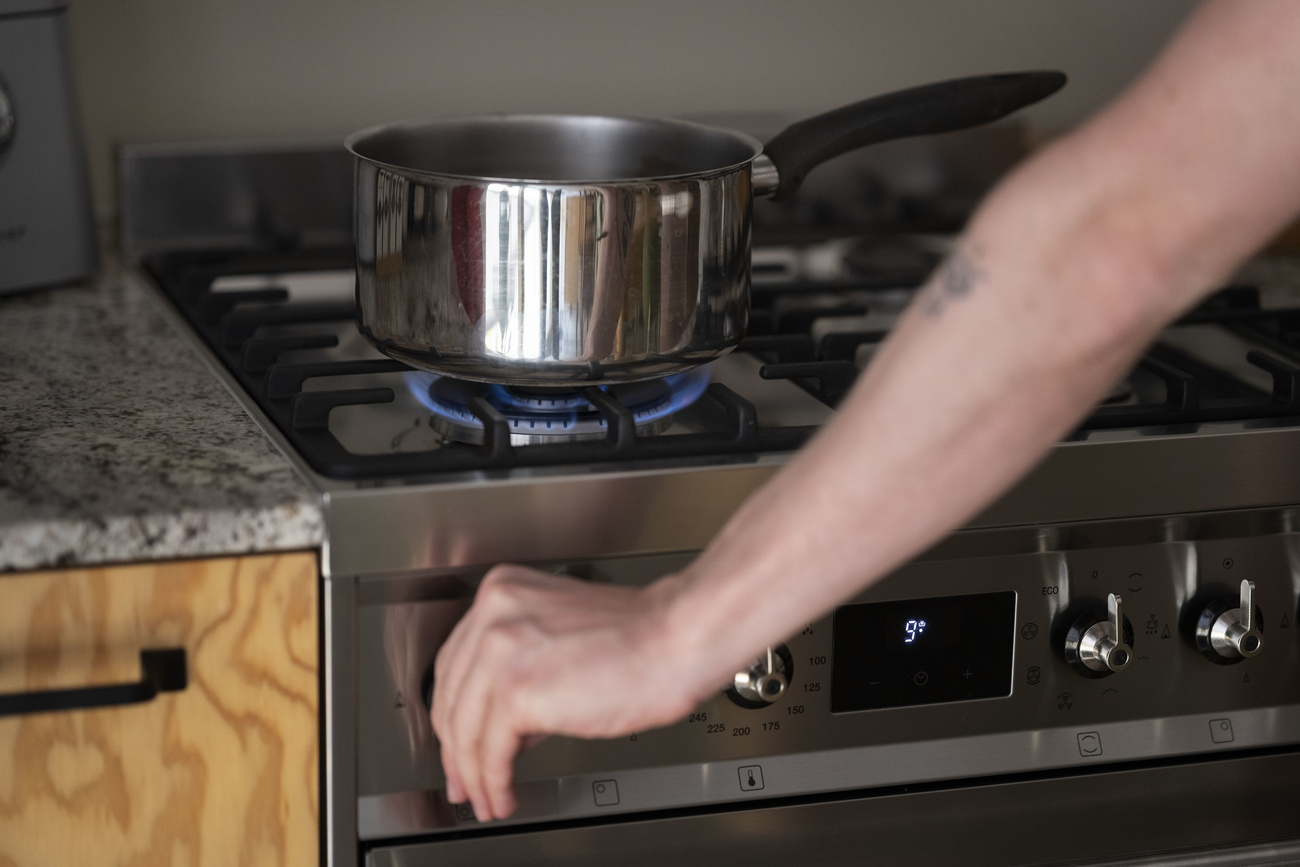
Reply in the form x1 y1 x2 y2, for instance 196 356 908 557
0 0 95 294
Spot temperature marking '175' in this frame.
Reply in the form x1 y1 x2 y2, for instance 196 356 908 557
905 619 927 643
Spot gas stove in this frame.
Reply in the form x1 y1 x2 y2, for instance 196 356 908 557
126 143 1300 867
143 237 1300 481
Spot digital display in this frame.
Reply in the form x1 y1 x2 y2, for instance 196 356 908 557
831 591 1016 713
894 605 960 650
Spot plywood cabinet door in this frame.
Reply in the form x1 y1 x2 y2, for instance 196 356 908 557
0 552 318 867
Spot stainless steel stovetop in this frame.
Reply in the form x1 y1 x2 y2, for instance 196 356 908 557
124 143 1300 867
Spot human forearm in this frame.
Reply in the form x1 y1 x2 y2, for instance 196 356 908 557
658 228 1165 699
656 0 1300 698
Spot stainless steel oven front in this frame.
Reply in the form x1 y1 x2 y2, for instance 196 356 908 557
324 455 1300 867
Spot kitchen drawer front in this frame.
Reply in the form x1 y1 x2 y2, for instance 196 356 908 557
0 552 318 866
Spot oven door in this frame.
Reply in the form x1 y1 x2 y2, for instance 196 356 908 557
363 750 1300 866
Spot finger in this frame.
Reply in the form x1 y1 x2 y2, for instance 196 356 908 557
440 739 466 804
445 629 505 823
432 603 489 745
480 714 523 820
432 614 485 801
433 598 513 811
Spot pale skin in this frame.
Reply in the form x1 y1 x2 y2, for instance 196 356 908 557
432 0 1300 822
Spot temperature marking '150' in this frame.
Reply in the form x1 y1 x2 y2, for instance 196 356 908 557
905 619 928 643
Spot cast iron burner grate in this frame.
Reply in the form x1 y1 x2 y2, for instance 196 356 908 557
741 281 1300 435
146 248 1300 481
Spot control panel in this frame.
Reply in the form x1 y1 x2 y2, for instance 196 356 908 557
353 530 1300 841
831 591 1016 711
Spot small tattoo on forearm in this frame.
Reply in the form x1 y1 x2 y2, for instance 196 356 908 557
920 245 985 318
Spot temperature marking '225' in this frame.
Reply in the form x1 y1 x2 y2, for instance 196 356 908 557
905 619 928 643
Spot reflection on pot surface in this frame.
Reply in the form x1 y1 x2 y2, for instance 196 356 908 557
357 166 751 385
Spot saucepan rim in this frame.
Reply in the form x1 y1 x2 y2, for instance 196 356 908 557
344 112 767 187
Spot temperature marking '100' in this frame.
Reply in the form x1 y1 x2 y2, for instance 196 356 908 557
904 619 927 643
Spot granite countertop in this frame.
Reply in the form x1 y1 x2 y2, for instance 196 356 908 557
0 257 323 573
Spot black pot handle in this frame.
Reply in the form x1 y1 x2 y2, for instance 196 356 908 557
760 71 1067 201
0 648 187 718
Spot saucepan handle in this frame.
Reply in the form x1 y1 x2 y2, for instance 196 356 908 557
755 71 1067 201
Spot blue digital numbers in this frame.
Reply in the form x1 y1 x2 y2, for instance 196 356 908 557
904 619 927 643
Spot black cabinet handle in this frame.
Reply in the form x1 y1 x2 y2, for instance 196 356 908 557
0 648 187 718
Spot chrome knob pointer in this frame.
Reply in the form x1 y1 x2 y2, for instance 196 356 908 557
1196 579 1263 664
1065 593 1134 677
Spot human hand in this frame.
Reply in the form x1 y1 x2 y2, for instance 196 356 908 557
430 564 707 822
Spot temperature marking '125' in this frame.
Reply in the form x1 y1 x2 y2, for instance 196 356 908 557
905 619 927 643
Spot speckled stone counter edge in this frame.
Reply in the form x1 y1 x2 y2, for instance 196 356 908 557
0 503 323 573
0 258 325 573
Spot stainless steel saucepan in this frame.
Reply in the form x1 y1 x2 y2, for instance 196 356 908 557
348 72 1065 385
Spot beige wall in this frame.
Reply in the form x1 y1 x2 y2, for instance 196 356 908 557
66 0 1201 220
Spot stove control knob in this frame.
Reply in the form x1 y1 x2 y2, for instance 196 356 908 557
1195 579 1263 664
726 645 793 708
1064 593 1134 677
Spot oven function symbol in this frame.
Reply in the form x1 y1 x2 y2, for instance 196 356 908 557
1077 732 1103 757
738 765 765 791
1145 614 1160 636
1193 579 1263 665
1063 593 1134 678
1021 623 1039 640
454 803 476 823
1026 666 1042 685
1057 692 1073 710
1209 718 1235 744
592 779 620 807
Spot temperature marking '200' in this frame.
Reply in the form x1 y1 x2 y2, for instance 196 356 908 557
905 619 928 643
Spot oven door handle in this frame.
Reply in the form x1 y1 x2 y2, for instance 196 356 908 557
0 648 187 718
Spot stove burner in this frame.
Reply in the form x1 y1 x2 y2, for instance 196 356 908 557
408 367 712 445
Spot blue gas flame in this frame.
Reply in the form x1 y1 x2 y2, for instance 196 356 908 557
404 366 711 435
